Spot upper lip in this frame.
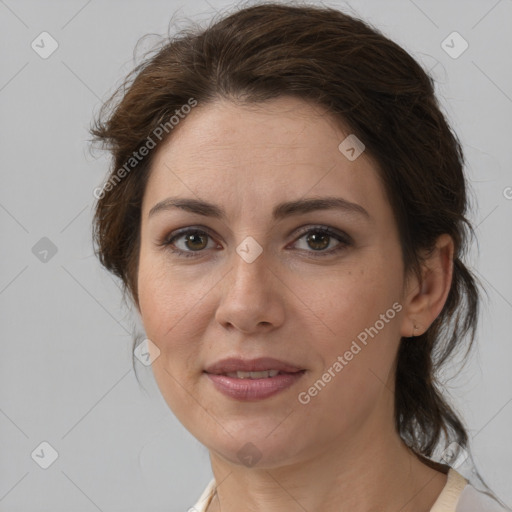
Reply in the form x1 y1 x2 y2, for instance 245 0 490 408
204 357 304 374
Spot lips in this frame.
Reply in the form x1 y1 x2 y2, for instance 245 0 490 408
204 356 304 375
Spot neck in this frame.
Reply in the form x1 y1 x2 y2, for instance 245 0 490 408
205 400 448 512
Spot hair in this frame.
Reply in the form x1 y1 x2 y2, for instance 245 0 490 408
89 0 502 501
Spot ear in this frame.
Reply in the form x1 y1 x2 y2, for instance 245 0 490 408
399 234 454 338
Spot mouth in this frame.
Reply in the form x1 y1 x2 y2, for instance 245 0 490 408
204 370 306 400
214 369 306 379
203 356 305 376
203 357 307 401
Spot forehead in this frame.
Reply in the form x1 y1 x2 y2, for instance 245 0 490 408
142 96 389 221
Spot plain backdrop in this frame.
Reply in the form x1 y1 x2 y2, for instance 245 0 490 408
1 0 511 510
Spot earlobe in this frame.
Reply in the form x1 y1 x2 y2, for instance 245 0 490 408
400 234 454 339
410 322 422 338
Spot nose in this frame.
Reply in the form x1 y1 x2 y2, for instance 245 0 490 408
214 248 286 333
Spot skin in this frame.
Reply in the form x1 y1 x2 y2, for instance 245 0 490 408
136 96 455 512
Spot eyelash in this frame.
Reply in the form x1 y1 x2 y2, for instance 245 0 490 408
159 225 352 259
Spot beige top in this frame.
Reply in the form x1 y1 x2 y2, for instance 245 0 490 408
188 468 508 512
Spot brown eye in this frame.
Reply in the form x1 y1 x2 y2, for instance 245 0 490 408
184 231 208 251
306 231 330 251
291 226 352 257
163 228 218 257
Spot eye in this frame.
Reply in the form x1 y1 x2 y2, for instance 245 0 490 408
161 228 220 257
290 226 352 256
160 225 351 259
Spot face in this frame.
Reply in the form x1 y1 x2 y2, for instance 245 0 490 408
137 96 411 468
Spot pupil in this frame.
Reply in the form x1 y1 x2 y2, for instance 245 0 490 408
307 232 329 250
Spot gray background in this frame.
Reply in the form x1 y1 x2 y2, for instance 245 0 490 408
1 0 511 510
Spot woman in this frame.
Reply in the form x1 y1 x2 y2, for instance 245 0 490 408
90 3 510 511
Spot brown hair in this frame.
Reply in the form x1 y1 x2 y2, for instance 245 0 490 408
91 0 484 481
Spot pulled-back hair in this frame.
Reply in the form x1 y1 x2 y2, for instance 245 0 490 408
91 0 485 483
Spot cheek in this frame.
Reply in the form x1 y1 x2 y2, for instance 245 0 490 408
294 250 403 338
138 248 195 326
137 252 192 351
136 251 220 376
296 249 403 395
297 291 401 437
137 255 207 418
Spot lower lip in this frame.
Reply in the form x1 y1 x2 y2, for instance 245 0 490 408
205 371 306 401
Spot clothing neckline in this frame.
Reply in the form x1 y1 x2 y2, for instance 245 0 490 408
430 468 468 512
193 467 468 512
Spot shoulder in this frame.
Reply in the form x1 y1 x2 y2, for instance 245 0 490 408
187 473 512 512
187 478 216 512
430 468 510 512
456 484 511 512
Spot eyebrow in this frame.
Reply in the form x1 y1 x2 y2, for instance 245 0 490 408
148 196 370 221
